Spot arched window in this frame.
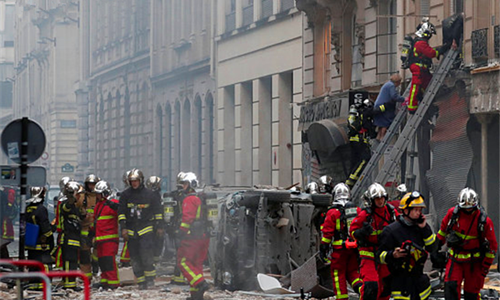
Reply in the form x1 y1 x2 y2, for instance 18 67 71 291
165 103 172 190
351 14 363 88
174 101 181 175
377 0 398 79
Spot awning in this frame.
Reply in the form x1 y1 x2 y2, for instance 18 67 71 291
306 118 349 155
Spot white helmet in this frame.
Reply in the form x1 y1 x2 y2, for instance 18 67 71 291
415 18 436 39
332 183 350 206
365 183 388 205
305 182 319 194
318 175 333 193
128 168 145 186
94 181 112 198
396 183 407 194
457 187 479 209
177 172 198 189
146 176 162 191
122 170 132 187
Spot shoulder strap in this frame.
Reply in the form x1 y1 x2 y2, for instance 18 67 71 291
478 207 487 237
386 203 396 222
446 205 460 233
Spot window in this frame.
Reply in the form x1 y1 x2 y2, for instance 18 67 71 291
4 5 14 47
313 19 331 96
452 0 464 13
420 0 430 16
377 0 398 77
60 120 77 128
351 15 363 88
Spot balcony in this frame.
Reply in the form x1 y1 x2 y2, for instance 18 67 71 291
262 0 273 18
471 28 488 62
226 12 236 32
281 0 295 11
495 25 500 58
242 5 254 26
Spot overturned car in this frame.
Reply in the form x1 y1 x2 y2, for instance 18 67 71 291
210 187 333 292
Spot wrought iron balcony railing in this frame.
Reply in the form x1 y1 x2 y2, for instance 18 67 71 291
494 25 500 58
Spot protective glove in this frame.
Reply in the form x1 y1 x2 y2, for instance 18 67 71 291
430 251 447 269
481 259 492 277
319 243 331 263
359 222 374 236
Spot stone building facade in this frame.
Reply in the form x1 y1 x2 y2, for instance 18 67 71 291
76 0 153 186
0 0 15 148
13 0 79 184
150 0 216 190
296 0 500 236
215 0 303 187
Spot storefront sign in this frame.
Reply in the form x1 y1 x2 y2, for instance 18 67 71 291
298 97 343 131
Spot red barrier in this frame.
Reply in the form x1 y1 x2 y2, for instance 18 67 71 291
0 259 48 299
45 271 91 300
0 260 90 300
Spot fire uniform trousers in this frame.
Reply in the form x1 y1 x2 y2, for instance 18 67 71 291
377 217 438 300
152 191 165 263
118 186 162 286
61 200 86 289
346 111 372 189
350 205 398 300
437 206 498 300
80 192 97 279
321 205 363 299
177 192 210 295
407 40 439 113
26 201 55 289
94 197 121 288
52 196 67 269
1 188 16 258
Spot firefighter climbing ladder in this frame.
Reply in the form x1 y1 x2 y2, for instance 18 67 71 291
351 48 460 202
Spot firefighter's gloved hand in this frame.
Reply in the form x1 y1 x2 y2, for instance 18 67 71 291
359 222 374 236
430 251 447 269
481 260 492 277
319 243 331 263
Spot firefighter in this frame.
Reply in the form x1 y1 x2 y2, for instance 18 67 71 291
61 181 87 291
388 183 407 212
119 168 163 289
80 174 100 280
350 183 398 300
318 175 334 194
52 176 72 270
407 18 443 114
346 101 374 189
176 172 210 300
377 191 438 300
0 187 16 259
305 182 319 194
320 183 363 299
170 176 189 285
437 188 497 300
25 187 54 289
145 176 165 264
93 181 120 289
119 170 132 267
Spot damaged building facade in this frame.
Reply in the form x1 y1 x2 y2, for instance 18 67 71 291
296 0 500 237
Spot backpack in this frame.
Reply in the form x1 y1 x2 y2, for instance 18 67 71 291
401 35 415 69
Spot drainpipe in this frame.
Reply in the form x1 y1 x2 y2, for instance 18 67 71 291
476 114 492 213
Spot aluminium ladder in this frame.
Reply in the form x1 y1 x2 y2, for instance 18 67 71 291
351 48 460 202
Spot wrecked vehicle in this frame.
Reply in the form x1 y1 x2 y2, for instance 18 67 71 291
211 188 333 292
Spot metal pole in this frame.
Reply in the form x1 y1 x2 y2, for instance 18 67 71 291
0 272 52 300
405 134 417 191
19 117 29 260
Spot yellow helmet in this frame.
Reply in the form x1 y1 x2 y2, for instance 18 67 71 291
399 191 426 210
